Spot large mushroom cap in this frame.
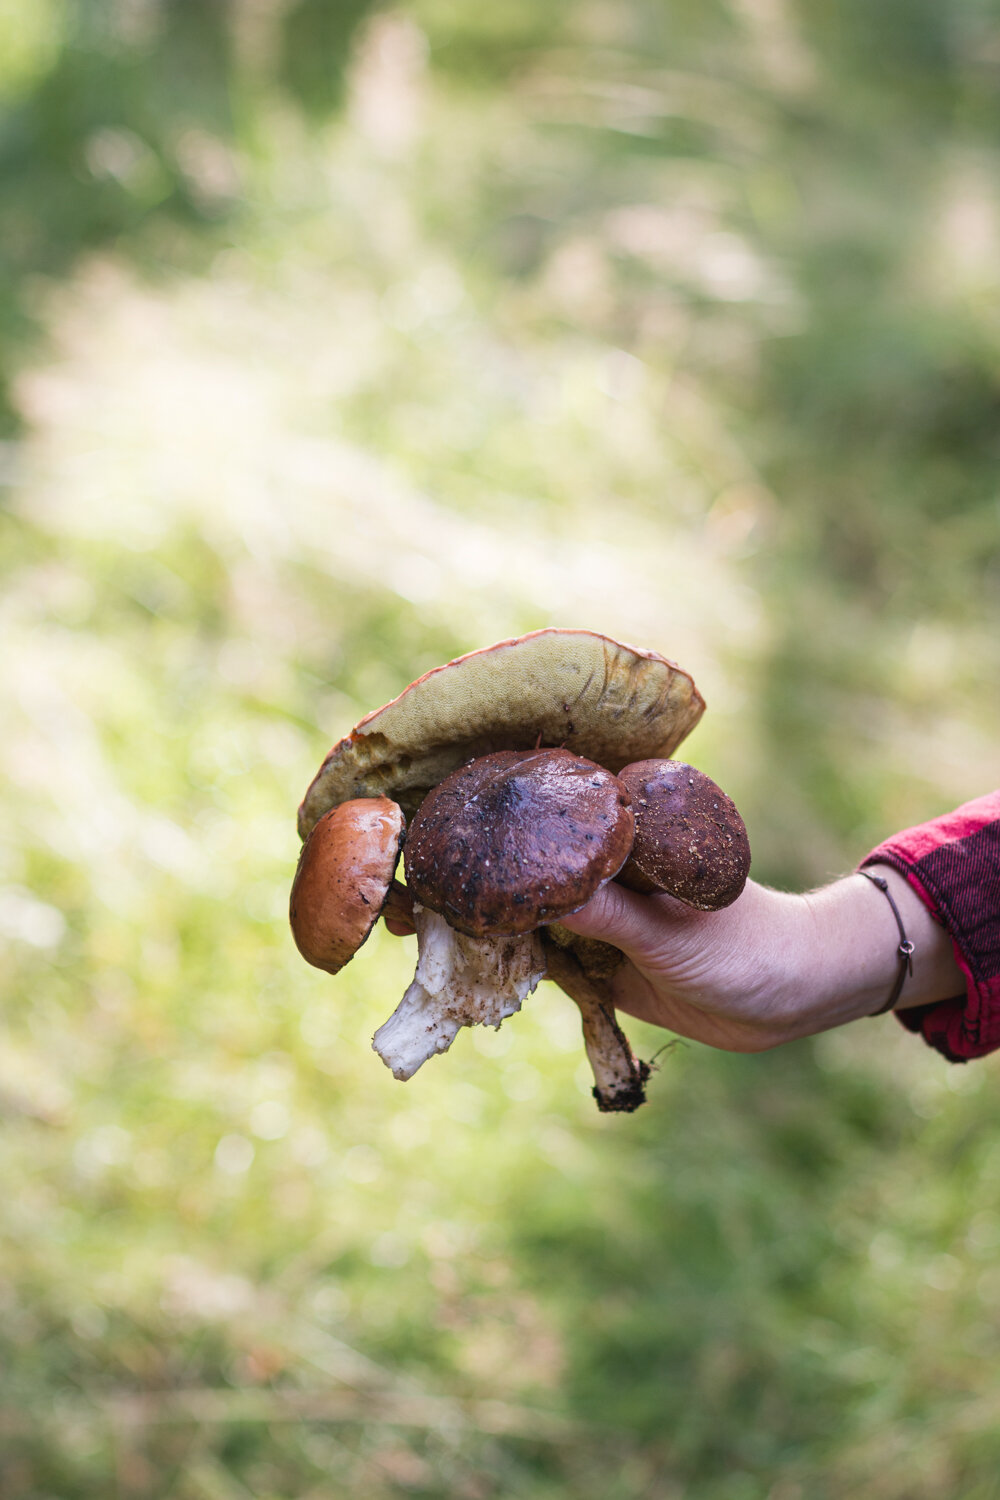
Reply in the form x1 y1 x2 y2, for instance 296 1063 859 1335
290 796 406 973
298 629 704 838
404 748 635 937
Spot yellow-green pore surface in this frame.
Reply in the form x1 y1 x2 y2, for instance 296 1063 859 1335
298 629 705 838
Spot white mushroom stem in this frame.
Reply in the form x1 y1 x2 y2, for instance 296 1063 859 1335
541 937 650 1113
372 905 546 1080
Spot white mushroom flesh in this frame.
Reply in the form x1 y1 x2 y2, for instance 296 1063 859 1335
372 904 546 1080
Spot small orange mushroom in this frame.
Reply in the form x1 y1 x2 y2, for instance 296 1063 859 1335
290 796 406 974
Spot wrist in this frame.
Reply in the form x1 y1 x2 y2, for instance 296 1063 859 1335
860 863 965 1011
773 867 966 1042
727 880 902 1043
719 883 834 1044
788 882 897 1035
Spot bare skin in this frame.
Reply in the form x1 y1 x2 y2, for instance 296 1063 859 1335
558 866 966 1052
384 866 965 1053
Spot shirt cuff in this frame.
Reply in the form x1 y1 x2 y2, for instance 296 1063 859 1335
860 790 1000 1062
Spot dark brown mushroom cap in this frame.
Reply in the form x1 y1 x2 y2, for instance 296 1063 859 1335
404 748 635 938
616 760 750 910
290 796 406 973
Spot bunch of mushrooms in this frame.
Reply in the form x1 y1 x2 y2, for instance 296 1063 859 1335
290 630 750 1113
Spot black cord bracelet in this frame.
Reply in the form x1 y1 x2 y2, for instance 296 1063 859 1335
858 869 915 1015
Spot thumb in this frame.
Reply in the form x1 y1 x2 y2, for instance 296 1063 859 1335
560 880 676 965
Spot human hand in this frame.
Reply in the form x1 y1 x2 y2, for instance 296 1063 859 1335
559 867 965 1052
382 863 964 1053
558 880 817 1052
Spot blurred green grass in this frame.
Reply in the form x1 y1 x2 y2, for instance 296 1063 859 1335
2 2 1000 1496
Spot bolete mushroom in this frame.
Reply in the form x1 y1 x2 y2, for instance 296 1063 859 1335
292 630 718 1112
404 749 635 936
290 797 406 973
616 760 750 909
365 747 649 1108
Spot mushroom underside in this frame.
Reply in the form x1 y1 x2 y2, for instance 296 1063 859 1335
298 630 704 839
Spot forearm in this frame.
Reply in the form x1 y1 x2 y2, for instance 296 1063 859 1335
780 867 965 1040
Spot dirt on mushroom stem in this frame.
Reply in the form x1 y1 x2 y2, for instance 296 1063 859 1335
369 747 647 1095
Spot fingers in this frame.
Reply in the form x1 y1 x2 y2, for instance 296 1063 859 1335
560 880 684 965
382 882 694 954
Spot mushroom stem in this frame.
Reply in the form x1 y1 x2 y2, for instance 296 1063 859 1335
371 972 464 1081
373 905 546 1080
541 936 650 1113
382 879 416 934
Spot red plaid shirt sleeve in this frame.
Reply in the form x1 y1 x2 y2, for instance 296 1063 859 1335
860 791 1000 1061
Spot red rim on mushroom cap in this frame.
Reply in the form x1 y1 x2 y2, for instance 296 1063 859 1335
298 629 704 838
290 796 406 974
404 748 635 937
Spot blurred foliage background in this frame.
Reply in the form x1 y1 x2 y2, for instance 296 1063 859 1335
2 1 1000 1496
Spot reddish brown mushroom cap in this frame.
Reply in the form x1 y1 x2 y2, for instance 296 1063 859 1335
290 796 406 973
404 748 635 938
616 760 750 910
298 629 704 837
